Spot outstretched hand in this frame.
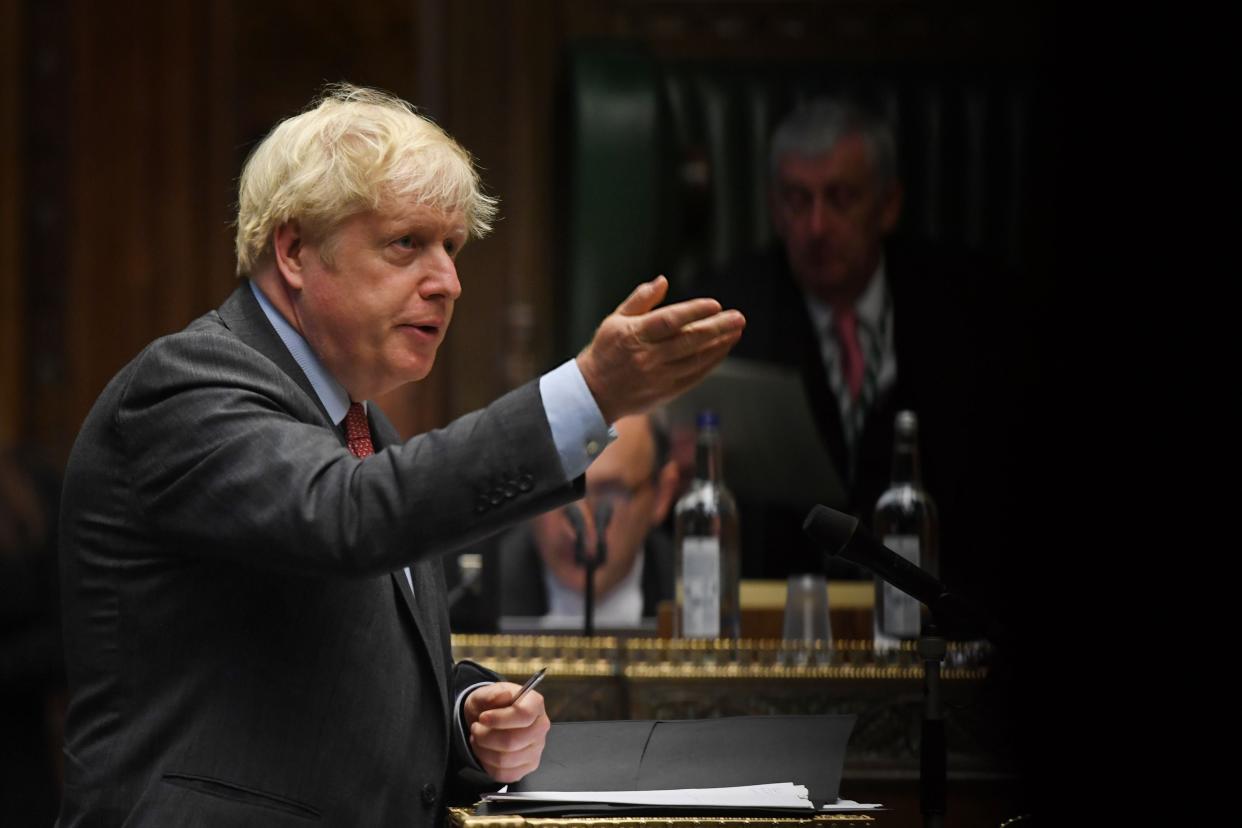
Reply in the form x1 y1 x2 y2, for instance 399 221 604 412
576 276 745 424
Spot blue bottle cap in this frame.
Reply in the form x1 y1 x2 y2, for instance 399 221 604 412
696 409 719 429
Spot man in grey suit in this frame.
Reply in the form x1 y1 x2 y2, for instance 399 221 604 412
56 84 744 827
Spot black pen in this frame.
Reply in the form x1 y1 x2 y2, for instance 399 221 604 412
510 666 547 705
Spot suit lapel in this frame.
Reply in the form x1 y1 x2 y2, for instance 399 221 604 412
216 282 338 432
368 407 451 718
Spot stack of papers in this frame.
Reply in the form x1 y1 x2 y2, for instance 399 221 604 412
485 783 881 812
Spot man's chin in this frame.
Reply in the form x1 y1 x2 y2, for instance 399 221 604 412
552 571 588 593
795 266 859 298
369 361 436 400
399 355 437 385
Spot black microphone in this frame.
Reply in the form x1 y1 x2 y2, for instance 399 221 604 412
803 504 991 641
802 505 943 607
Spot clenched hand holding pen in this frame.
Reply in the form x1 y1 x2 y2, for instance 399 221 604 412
463 667 551 783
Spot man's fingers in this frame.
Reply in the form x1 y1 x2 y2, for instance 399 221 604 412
473 743 543 782
633 298 726 342
478 697 543 730
661 334 742 384
614 276 669 317
581 285 742 423
468 682 516 709
471 719 546 753
464 681 523 725
633 313 743 369
471 737 543 775
471 710 550 783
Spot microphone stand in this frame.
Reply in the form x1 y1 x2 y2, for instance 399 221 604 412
918 627 947 828
566 502 612 637
803 507 998 828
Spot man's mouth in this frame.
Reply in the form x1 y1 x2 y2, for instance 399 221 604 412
401 321 442 335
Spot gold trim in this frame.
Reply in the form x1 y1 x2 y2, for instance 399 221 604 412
623 664 987 681
449 808 878 828
466 659 618 679
452 634 989 681
740 580 873 610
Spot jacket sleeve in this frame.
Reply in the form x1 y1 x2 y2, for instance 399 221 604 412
116 329 582 576
446 659 507 801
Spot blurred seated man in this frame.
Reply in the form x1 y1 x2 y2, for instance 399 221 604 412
690 97 995 584
490 413 678 629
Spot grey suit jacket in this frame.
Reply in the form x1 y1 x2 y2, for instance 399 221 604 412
56 283 582 827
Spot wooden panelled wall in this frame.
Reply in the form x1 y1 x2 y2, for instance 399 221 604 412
2 0 20 446
3 0 1049 463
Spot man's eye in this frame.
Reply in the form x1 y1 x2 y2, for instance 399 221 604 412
394 235 415 249
783 189 811 212
828 187 858 210
443 239 456 256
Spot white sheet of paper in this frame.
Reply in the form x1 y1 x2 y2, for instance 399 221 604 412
822 800 883 811
486 782 813 809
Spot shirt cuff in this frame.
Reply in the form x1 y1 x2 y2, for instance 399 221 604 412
539 359 615 481
454 681 495 772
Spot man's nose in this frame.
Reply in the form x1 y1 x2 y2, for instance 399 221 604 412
807 196 828 235
421 248 462 301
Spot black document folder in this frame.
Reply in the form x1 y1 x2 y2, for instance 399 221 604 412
497 715 855 814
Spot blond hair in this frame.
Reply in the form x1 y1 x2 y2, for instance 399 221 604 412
234 83 498 276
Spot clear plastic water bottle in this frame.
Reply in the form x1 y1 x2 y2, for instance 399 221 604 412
673 411 741 640
873 410 939 649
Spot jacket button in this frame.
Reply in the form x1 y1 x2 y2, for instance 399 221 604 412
518 474 534 492
489 489 503 505
475 495 489 514
421 782 437 806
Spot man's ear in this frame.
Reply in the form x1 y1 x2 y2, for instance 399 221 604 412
272 221 307 290
650 460 681 526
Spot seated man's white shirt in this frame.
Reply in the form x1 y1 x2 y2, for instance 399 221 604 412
542 554 646 628
803 259 897 450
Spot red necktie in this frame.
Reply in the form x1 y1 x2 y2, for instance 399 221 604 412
834 307 865 402
344 402 374 458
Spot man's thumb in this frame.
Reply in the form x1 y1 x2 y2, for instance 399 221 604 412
615 275 668 316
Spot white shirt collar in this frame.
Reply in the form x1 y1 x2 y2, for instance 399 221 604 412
249 280 358 426
541 553 647 628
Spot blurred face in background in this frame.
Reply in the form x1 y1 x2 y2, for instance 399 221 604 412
532 416 678 598
770 132 902 308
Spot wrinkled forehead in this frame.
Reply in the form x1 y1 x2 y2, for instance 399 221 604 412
373 195 468 237
776 133 877 187
303 200 469 263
